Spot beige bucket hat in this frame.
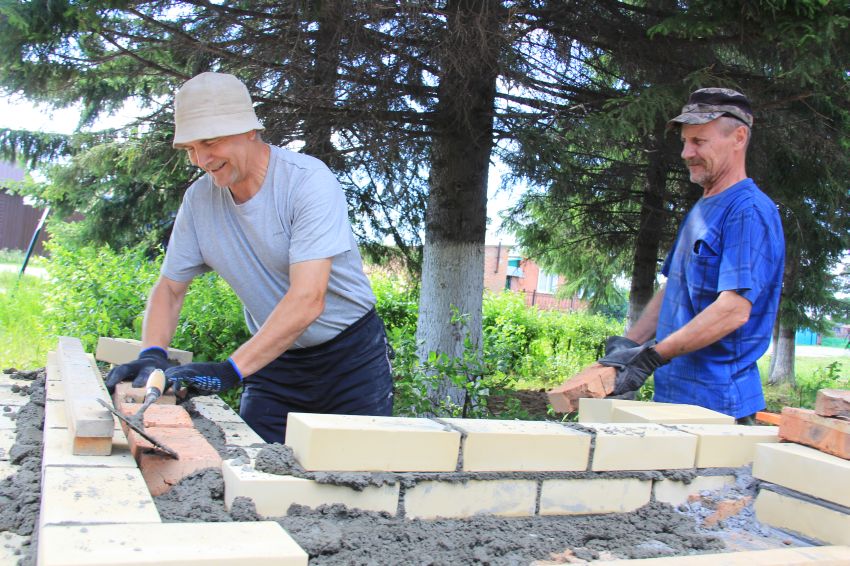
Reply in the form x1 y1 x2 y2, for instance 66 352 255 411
173 72 264 146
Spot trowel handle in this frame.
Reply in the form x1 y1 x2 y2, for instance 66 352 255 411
145 368 166 401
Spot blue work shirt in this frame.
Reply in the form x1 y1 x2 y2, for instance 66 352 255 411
654 178 784 418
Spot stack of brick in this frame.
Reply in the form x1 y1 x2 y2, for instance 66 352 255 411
778 389 850 460
752 389 850 547
35 337 307 566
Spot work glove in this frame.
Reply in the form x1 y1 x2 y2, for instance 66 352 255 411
597 341 667 396
604 336 640 356
165 358 244 394
105 346 175 394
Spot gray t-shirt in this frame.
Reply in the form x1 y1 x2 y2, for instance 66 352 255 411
161 145 375 347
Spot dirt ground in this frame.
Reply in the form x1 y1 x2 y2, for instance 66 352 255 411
0 367 814 566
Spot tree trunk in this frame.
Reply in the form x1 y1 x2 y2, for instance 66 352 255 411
301 1 344 170
416 0 502 409
628 133 667 328
768 318 796 386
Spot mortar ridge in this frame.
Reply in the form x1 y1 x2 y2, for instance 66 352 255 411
430 416 467 472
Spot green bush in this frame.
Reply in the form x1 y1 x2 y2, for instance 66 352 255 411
44 233 250 358
39 239 627 417
43 237 160 352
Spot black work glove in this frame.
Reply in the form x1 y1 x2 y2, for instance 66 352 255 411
597 341 667 396
105 346 174 394
165 358 244 394
604 336 640 356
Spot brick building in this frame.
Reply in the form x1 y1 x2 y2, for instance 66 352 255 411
484 243 584 311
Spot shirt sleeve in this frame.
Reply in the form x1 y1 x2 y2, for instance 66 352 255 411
288 167 352 264
161 191 211 282
717 204 772 304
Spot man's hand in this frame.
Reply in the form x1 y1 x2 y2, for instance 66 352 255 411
165 358 243 394
105 347 174 394
604 336 640 356
597 341 666 396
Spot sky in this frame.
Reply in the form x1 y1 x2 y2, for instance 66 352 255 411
0 93 519 245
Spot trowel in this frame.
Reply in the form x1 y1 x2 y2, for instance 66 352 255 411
98 369 179 459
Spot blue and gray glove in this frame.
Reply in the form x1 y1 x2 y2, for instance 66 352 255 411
165 358 244 394
105 346 175 394
598 340 667 396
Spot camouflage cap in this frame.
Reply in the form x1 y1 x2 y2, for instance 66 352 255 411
667 87 753 129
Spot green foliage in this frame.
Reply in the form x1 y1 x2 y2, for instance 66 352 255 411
0 271 53 369
42 232 160 352
42 232 249 362
371 272 419 335
763 359 849 412
391 289 623 418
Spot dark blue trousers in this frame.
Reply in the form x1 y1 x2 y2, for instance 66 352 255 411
239 308 394 444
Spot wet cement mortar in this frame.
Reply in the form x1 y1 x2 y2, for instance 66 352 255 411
0 368 45 566
1 369 804 565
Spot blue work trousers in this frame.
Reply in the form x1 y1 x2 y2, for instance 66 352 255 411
239 308 394 444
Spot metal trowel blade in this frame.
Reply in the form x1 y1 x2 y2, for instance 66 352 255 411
97 398 180 460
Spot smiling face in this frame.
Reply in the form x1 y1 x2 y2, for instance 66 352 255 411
175 130 258 191
680 117 749 196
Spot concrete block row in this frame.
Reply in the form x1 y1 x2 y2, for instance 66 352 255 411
578 397 735 425
753 442 850 545
591 545 850 565
285 413 778 474
754 490 850 547
38 522 307 566
222 458 660 519
753 443 850 509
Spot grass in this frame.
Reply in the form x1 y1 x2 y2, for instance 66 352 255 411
0 269 56 370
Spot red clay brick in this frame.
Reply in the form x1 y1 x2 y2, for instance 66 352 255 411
703 496 752 527
779 407 850 460
119 403 194 429
132 426 222 495
547 364 616 413
815 389 850 419
113 381 177 406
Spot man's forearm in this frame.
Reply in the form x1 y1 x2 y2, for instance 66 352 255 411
229 257 332 377
625 286 665 343
142 278 188 350
653 290 751 361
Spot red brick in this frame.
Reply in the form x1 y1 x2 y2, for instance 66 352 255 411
113 381 177 406
133 427 222 495
779 407 850 460
119 403 194 429
547 364 617 413
815 389 850 419
703 496 752 527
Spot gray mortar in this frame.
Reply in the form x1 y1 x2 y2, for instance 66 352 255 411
0 368 45 566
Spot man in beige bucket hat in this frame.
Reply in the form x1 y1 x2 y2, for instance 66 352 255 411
595 87 784 423
106 72 394 443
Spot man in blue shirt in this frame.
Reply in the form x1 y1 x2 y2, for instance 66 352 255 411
598 88 785 422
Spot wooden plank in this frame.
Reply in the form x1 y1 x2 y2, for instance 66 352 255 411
754 411 781 426
57 337 114 452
